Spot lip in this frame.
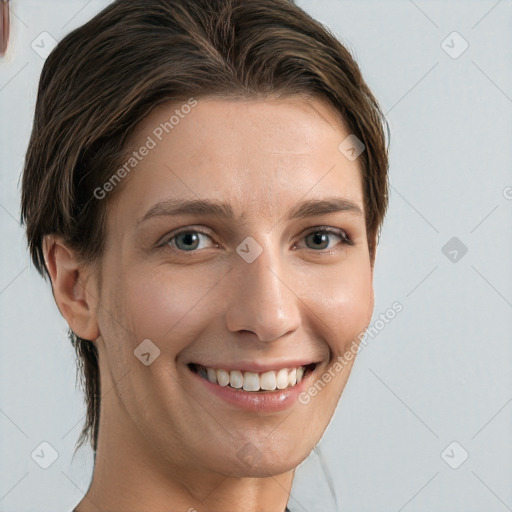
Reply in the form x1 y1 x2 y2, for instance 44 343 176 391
187 362 318 412
187 360 318 373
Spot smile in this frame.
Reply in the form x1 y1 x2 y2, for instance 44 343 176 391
189 363 317 392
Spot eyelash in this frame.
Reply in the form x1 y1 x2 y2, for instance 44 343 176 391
160 226 354 253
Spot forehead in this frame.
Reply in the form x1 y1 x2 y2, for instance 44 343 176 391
109 96 364 225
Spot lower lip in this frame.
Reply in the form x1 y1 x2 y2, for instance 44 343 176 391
188 366 315 412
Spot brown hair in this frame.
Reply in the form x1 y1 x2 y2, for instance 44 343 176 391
21 0 389 454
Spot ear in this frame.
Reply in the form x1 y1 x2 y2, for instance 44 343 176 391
43 235 100 341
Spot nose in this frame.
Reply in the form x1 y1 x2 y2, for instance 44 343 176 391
225 238 301 343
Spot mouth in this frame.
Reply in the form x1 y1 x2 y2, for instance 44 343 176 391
188 362 318 393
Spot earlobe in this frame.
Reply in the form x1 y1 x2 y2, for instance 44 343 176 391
43 235 100 341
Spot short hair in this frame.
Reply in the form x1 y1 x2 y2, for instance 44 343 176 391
21 0 389 454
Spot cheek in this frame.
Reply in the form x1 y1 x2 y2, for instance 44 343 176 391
313 260 373 357
103 252 373 362
115 267 222 350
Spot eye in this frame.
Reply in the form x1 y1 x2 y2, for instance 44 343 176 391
162 228 217 252
160 226 353 254
296 227 354 251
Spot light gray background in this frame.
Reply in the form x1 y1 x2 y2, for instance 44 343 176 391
1 1 511 511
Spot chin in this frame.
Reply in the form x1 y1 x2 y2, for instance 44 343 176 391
220 437 318 478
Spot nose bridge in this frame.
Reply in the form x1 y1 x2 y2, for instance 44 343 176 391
225 236 301 342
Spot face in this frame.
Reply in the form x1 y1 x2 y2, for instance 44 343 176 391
91 95 375 479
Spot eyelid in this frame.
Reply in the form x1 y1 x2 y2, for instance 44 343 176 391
158 226 215 248
299 226 354 247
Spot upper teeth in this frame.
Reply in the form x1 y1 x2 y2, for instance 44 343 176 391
196 365 307 392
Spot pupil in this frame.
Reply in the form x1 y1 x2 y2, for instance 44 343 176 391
311 233 327 249
180 232 198 249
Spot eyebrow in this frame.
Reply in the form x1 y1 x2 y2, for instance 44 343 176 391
137 196 363 225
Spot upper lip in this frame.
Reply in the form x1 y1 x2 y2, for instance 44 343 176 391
189 360 319 373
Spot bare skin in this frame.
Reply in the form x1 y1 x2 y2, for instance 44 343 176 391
44 95 376 512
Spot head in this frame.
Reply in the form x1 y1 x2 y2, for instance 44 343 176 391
21 0 388 477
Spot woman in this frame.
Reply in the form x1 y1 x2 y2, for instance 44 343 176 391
21 0 389 510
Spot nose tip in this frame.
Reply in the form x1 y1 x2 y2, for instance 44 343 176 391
225 256 301 343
